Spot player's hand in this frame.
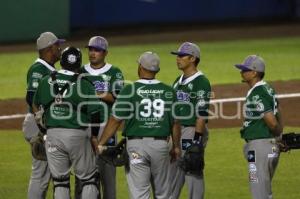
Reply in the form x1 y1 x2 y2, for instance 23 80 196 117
170 146 181 162
90 136 98 154
97 144 107 155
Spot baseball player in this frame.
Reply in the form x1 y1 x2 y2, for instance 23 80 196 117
33 46 103 199
234 55 283 199
22 32 64 199
97 51 181 199
75 36 124 199
169 42 211 199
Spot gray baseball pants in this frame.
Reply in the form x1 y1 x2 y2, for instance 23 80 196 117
46 128 98 199
243 138 280 199
97 124 117 199
168 126 208 199
22 113 51 199
74 124 117 199
126 137 170 199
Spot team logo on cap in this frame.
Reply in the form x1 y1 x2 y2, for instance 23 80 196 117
67 54 77 64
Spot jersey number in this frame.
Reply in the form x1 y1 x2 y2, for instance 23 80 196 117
140 99 164 118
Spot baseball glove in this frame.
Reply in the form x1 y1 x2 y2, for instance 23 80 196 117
179 142 204 176
278 132 300 152
29 132 47 161
99 138 129 167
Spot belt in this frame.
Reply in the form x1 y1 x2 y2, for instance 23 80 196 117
245 138 276 144
127 136 168 140
182 125 195 128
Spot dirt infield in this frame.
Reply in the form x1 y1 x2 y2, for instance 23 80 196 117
0 80 299 130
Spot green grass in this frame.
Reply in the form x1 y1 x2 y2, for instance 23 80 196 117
1 36 300 99
1 127 300 199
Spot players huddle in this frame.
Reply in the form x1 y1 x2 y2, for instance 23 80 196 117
22 32 283 199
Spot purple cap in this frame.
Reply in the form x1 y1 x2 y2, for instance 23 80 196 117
86 36 108 51
235 55 265 72
171 42 200 59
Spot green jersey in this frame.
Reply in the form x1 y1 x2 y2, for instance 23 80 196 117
33 70 103 129
173 71 211 126
80 63 124 119
113 79 176 137
26 58 56 113
241 81 279 140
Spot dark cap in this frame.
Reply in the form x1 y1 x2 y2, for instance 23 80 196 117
60 46 82 70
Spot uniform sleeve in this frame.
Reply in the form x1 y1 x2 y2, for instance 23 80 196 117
33 80 42 107
110 68 124 96
27 67 45 92
255 92 273 115
195 79 211 118
111 84 133 120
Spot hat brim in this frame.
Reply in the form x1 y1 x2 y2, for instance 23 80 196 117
234 64 252 71
55 39 66 44
86 45 106 51
171 51 191 56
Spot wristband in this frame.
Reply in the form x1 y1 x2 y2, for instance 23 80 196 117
194 131 202 141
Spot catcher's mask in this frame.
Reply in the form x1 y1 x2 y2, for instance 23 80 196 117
60 46 82 71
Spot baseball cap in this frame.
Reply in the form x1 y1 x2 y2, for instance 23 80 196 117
86 36 108 51
171 42 200 59
36 32 65 50
138 51 160 72
235 55 265 72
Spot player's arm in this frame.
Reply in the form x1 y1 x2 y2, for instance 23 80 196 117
261 93 283 137
195 100 209 142
194 81 210 142
96 91 115 104
170 119 181 161
26 91 35 108
32 86 47 133
195 117 206 141
90 111 101 152
97 116 122 153
98 69 124 104
263 108 283 137
31 84 41 115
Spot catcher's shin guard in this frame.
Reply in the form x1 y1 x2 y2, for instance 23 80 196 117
52 176 70 199
75 172 100 199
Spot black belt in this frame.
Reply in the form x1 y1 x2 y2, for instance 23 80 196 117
127 136 168 140
182 125 195 128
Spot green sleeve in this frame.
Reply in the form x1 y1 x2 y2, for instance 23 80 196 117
111 84 133 119
256 92 273 115
32 79 42 107
195 79 211 117
110 68 124 94
27 66 47 92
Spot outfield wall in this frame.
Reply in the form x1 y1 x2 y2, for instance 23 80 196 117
70 0 293 28
0 0 69 43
